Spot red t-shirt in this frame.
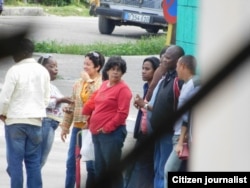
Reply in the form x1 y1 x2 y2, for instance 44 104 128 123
89 80 132 134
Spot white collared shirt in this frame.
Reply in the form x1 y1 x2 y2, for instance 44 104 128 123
0 58 50 126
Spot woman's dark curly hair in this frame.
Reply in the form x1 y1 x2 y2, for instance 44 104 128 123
85 51 105 72
105 56 127 74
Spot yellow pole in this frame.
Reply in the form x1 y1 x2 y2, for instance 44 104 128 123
166 23 173 46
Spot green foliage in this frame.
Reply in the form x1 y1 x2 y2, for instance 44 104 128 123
4 0 21 5
5 0 89 7
38 0 69 6
35 35 167 56
43 4 89 16
4 0 89 7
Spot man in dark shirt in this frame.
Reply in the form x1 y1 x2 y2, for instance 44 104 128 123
151 45 184 188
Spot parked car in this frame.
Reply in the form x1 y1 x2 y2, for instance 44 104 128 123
95 0 167 35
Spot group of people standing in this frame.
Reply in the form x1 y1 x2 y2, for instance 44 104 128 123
59 52 132 188
125 45 200 188
0 37 200 188
0 38 132 188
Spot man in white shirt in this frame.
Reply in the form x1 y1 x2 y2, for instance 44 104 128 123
0 38 50 188
163 55 201 188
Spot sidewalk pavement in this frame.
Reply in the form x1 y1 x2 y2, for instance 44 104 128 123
0 53 153 187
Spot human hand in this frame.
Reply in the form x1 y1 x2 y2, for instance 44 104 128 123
134 94 145 109
175 142 184 156
97 127 106 134
81 71 90 81
0 115 6 123
58 97 74 104
63 106 74 114
60 129 69 142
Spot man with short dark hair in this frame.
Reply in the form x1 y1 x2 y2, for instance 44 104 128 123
164 55 201 188
150 45 185 188
0 38 50 188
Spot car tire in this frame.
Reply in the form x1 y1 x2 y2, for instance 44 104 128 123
146 27 159 34
98 16 115 35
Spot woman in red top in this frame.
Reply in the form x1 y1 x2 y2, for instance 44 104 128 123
88 56 132 188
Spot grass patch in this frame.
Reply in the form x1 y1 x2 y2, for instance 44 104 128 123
35 35 167 56
43 4 90 17
5 2 90 17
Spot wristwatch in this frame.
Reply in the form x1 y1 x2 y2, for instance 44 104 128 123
143 103 149 110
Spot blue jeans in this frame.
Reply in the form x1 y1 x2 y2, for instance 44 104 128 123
41 118 59 168
154 133 172 188
5 124 42 188
86 160 95 188
164 135 183 188
92 126 127 188
65 127 82 188
65 127 95 188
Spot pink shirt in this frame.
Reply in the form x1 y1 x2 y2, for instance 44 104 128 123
89 80 132 134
